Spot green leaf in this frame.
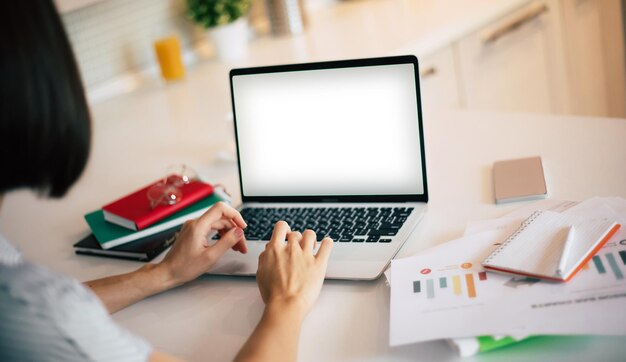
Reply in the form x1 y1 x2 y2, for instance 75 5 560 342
186 0 252 28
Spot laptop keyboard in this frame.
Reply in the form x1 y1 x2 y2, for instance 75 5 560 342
231 207 414 243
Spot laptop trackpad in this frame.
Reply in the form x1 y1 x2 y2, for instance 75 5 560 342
207 241 391 277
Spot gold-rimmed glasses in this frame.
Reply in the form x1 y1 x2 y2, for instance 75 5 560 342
147 164 198 209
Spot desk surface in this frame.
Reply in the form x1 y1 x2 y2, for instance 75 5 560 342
1 107 626 361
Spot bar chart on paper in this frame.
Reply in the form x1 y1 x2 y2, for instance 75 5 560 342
412 270 489 299
390 230 527 346
391 198 626 347
581 251 626 280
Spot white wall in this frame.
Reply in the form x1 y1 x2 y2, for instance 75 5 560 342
61 0 200 88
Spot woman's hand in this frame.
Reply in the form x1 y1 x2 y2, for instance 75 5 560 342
256 221 333 319
86 202 247 314
236 222 333 362
158 202 248 287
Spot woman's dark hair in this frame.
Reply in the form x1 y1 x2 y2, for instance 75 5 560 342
0 1 91 198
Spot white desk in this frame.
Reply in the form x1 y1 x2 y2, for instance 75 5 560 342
1 106 626 361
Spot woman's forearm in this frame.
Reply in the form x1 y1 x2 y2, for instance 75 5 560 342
85 263 178 313
235 299 306 362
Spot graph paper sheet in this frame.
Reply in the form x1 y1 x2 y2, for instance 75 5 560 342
389 197 626 346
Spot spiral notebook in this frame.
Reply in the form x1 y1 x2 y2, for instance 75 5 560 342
481 210 620 282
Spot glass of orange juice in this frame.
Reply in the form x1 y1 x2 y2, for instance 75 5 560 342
154 36 185 81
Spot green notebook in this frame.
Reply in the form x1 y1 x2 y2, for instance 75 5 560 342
85 193 225 250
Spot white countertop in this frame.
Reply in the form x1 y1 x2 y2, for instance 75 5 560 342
2 106 626 361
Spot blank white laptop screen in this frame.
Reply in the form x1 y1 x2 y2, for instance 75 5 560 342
231 63 424 197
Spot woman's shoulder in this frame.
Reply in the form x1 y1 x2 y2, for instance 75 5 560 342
0 235 152 362
0 234 100 312
0 232 22 266
0 255 103 314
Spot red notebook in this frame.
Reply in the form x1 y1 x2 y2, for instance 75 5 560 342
103 179 214 231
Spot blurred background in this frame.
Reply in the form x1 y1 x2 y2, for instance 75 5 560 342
55 0 625 118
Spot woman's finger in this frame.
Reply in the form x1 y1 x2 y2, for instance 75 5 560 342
196 202 247 234
268 221 291 248
210 219 236 231
287 231 303 253
315 237 334 268
301 230 316 253
287 231 302 245
232 238 248 254
208 227 246 259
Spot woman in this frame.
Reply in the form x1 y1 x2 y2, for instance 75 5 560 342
0 1 333 361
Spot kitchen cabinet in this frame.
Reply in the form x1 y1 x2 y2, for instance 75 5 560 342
454 1 568 114
560 0 626 118
446 0 625 117
418 46 461 112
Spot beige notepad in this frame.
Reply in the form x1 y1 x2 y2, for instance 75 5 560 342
481 210 620 282
493 156 547 204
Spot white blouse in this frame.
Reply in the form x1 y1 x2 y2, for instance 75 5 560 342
0 234 151 361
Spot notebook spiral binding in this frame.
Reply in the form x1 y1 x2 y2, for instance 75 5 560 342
483 210 545 263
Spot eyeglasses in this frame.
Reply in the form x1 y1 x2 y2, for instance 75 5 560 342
147 164 198 209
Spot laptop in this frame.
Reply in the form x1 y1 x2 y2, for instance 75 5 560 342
208 55 428 280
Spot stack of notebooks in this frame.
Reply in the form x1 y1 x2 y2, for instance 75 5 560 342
74 178 227 261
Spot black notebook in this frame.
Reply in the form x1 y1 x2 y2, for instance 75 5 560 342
73 225 180 261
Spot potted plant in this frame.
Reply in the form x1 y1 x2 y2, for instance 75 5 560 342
186 0 252 61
